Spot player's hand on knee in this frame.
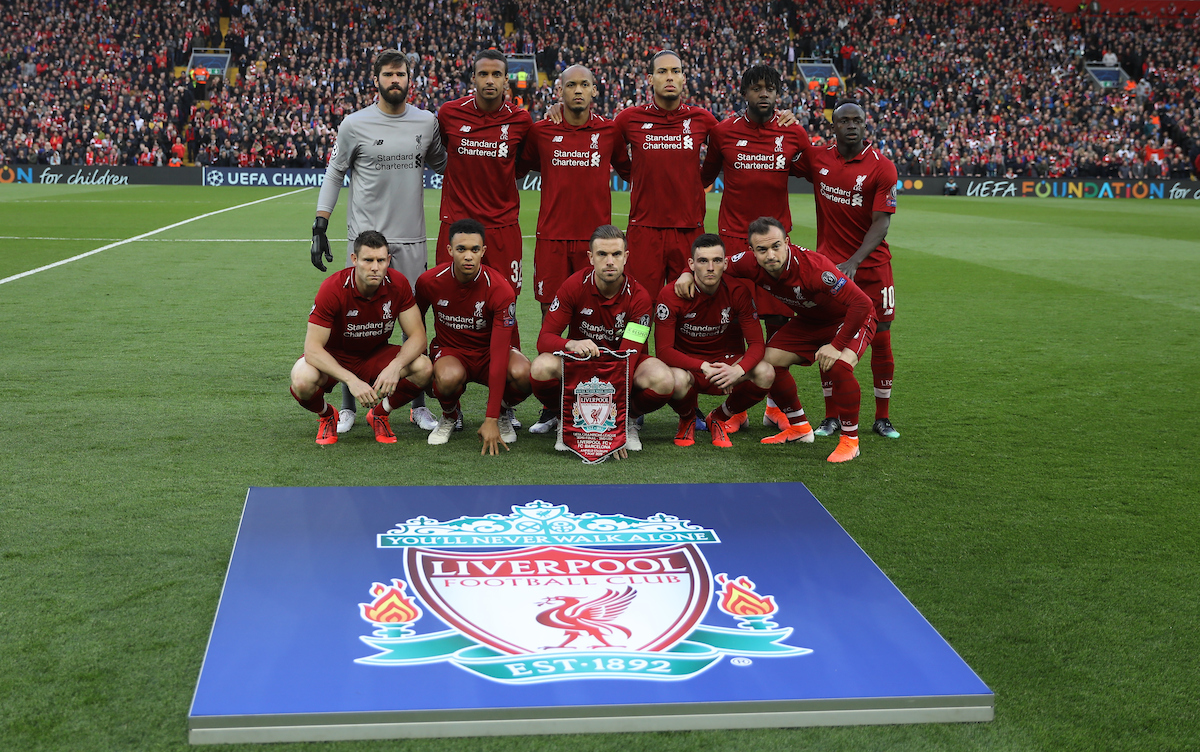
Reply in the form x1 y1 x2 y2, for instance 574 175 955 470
311 216 332 271
815 344 840 372
373 366 401 398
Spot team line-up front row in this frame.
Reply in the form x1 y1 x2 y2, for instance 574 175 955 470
290 216 880 463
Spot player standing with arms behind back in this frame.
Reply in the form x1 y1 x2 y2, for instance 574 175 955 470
700 64 812 438
310 49 446 435
793 100 900 440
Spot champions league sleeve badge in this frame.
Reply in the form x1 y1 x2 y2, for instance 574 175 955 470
358 501 808 683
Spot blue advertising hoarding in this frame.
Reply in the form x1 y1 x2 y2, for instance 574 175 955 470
189 483 992 743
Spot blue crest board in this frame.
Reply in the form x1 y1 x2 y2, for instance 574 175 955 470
189 484 992 744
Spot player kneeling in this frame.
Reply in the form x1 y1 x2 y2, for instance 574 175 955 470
655 234 774 448
415 219 532 455
528 225 673 452
290 231 433 445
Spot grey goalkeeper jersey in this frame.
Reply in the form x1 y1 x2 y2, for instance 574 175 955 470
317 104 447 243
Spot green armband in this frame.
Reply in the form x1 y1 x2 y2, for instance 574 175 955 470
622 322 650 344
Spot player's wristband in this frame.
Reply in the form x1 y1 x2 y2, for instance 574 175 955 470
312 216 328 235
622 322 650 344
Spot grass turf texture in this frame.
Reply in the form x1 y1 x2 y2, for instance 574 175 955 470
0 184 1197 751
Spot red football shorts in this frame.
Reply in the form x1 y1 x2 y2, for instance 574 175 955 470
304 344 405 392
766 315 876 366
532 238 590 304
429 343 497 385
436 222 525 296
625 225 701 302
851 263 896 323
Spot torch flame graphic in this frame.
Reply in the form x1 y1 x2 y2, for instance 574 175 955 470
715 573 778 618
360 579 423 624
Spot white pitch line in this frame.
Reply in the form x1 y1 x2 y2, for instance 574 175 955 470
0 188 310 286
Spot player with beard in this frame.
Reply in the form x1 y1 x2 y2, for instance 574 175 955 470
435 50 533 295
312 50 446 435
516 65 632 435
792 101 900 440
700 65 812 439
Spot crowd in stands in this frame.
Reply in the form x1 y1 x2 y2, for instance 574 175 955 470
2 0 1197 180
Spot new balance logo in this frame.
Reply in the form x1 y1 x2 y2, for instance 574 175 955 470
436 299 449 307
736 140 748 147
684 312 697 319
641 123 653 129
347 309 359 317
459 125 472 132
375 140 384 145
580 308 594 315
552 135 564 142
819 168 829 175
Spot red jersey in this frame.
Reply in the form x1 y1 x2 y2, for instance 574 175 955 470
700 115 810 238
613 103 718 230
537 270 653 355
415 263 517 418
436 96 532 227
654 277 764 373
726 242 873 351
308 268 417 355
517 113 632 240
792 142 898 268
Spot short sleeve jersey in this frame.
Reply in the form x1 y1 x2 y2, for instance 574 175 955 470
613 103 718 229
436 96 532 228
414 262 517 354
792 142 898 267
726 242 873 350
654 277 763 371
518 114 632 241
537 270 654 354
701 116 810 239
308 268 417 354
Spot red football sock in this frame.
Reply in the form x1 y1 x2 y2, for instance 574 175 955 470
631 386 671 417
529 376 560 409
828 360 861 439
669 385 699 418
381 378 423 414
502 381 530 407
871 328 894 421
431 381 463 415
768 367 800 412
770 373 807 426
291 387 333 416
821 374 835 420
722 381 769 417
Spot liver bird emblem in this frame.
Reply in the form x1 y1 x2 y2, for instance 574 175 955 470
535 587 637 649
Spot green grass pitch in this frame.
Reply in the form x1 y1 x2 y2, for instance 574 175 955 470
0 183 1197 751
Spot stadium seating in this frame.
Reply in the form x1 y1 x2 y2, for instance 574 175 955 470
1 0 1196 178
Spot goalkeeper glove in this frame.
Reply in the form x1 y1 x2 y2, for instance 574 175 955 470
310 216 332 271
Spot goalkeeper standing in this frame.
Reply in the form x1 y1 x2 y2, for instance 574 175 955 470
310 49 447 435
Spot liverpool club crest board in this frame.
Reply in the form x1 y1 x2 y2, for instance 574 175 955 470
189 484 992 743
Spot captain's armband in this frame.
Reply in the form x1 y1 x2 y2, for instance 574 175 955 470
622 322 650 344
